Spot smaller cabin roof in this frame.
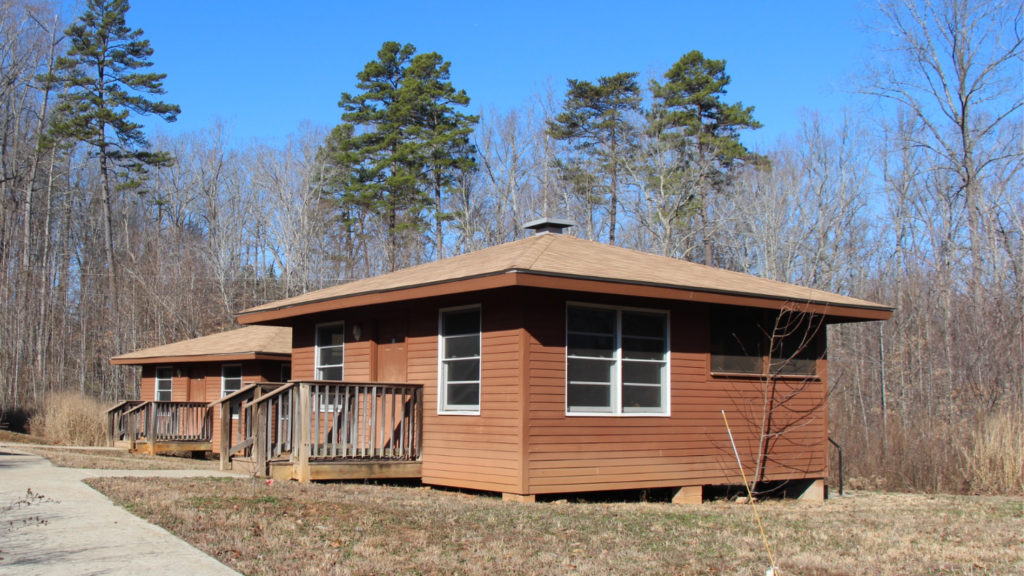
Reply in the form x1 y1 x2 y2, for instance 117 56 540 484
110 325 291 365
236 234 892 324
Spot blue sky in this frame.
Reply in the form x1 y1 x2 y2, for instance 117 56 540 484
125 1 873 149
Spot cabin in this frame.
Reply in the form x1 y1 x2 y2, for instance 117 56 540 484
221 219 891 503
106 325 292 455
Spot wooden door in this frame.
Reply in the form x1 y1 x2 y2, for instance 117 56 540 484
187 366 206 402
376 317 407 383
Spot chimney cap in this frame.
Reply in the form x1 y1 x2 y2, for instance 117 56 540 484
523 218 576 235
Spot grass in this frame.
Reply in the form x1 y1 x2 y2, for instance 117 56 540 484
86 478 1023 575
20 446 221 470
0 429 54 445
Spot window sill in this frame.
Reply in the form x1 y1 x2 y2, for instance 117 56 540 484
566 411 671 417
710 371 820 381
438 409 480 416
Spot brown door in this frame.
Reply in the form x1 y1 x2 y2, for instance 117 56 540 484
188 366 206 402
376 317 407 383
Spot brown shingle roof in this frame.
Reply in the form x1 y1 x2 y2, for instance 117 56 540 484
238 234 889 318
111 325 291 364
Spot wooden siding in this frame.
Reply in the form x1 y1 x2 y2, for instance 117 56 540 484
289 289 525 494
137 359 278 453
521 288 828 495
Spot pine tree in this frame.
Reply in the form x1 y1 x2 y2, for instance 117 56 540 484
649 51 762 265
43 0 180 301
404 52 477 259
324 41 476 270
547 72 641 245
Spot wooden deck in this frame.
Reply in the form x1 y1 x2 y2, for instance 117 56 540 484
106 400 213 455
213 381 424 481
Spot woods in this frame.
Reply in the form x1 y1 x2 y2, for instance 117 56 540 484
0 0 1020 494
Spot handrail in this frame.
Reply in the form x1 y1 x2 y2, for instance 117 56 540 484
104 400 142 414
207 382 262 408
247 382 296 408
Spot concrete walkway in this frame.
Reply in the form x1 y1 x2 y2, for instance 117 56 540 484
0 447 242 575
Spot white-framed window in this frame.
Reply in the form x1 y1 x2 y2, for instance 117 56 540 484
155 366 173 401
438 306 481 414
221 364 243 396
566 304 669 416
315 322 345 381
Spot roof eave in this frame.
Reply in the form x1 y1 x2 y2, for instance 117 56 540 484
110 351 291 366
235 269 893 324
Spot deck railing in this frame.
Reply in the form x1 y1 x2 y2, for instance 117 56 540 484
224 381 424 479
106 400 213 450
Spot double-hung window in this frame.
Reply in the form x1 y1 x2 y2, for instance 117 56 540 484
316 322 345 381
221 364 243 396
566 305 669 415
155 367 173 401
439 306 481 413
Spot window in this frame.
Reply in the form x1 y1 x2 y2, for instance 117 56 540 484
566 305 669 415
155 367 173 401
315 322 345 381
769 313 822 376
439 306 481 413
280 363 292 382
221 364 243 396
710 306 765 374
710 306 822 377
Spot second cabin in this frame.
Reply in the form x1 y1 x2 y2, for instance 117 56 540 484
227 219 891 503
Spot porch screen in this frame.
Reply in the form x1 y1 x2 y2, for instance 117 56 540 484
440 307 481 412
566 305 668 415
155 367 172 401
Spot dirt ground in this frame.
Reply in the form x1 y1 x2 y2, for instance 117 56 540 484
87 476 1023 575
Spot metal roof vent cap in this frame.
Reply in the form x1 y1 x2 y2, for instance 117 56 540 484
523 218 576 235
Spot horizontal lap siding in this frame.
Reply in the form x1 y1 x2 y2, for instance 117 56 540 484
289 290 524 494
524 290 828 495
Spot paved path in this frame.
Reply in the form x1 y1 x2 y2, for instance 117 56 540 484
0 447 242 575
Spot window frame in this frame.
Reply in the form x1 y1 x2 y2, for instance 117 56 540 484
564 302 671 417
220 363 243 397
280 363 292 383
437 304 482 416
314 321 345 381
708 306 823 379
155 366 173 402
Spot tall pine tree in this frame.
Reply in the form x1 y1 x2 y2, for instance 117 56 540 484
548 72 641 245
324 41 475 271
649 51 761 265
44 0 180 302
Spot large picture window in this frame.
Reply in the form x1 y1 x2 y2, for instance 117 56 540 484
566 305 669 415
155 366 173 401
439 307 481 413
316 322 345 381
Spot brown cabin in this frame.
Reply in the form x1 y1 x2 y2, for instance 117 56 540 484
223 219 891 503
107 325 291 455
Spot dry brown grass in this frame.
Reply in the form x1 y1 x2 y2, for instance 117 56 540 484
0 429 53 445
87 478 1023 576
22 446 220 470
960 410 1024 495
28 392 107 446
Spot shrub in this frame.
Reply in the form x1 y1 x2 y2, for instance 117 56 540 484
961 410 1023 495
28 392 107 446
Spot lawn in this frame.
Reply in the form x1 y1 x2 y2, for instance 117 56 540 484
20 446 221 470
86 477 1022 575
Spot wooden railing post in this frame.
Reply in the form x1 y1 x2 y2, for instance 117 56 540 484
219 399 232 471
254 400 267 477
297 382 311 482
147 403 156 455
